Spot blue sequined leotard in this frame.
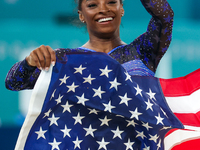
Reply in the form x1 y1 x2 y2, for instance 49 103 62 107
5 0 174 91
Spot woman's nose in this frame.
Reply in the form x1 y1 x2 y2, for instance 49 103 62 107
99 3 110 13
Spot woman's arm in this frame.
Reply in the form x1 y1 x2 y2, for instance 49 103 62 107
5 59 41 91
5 45 56 91
134 0 174 72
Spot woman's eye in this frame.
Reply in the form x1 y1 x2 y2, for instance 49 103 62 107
108 1 117 4
87 3 97 8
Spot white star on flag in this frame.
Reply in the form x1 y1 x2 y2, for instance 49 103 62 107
99 116 112 126
43 109 52 118
111 126 124 139
83 74 95 84
93 86 106 99
100 66 112 77
74 65 86 74
109 77 121 91
61 101 73 113
142 122 153 131
59 74 69 86
145 99 154 111
146 89 156 100
48 113 60 126
119 93 132 106
73 137 83 149
55 94 63 105
61 125 71 138
50 89 56 100
126 120 138 127
84 125 97 137
160 107 168 118
134 84 143 97
124 138 134 150
124 72 132 82
160 126 172 131
157 139 161 150
76 93 89 106
73 112 85 125
88 108 100 115
116 114 125 118
155 113 164 125
35 127 47 139
48 138 61 150
97 138 110 150
149 134 159 143
136 130 147 139
143 144 150 150
129 108 142 120
103 101 116 113
67 82 79 93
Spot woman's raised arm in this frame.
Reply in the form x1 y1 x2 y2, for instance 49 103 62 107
133 0 174 72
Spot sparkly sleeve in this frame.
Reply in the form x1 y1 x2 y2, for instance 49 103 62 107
133 0 174 71
5 59 41 91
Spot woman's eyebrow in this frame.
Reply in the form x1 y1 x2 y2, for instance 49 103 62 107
86 0 92 1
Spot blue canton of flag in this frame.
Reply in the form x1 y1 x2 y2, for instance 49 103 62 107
15 52 183 150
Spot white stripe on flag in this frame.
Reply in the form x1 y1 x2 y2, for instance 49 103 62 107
165 89 200 113
164 129 200 150
184 125 200 132
15 66 53 150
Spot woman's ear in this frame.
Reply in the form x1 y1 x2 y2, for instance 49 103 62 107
78 10 85 23
121 5 125 17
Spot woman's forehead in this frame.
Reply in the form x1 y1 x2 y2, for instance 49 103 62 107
84 0 120 2
81 0 122 5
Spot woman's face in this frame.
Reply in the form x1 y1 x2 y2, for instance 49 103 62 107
78 0 124 37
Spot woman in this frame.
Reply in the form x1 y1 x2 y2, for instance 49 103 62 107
5 0 174 91
6 0 174 149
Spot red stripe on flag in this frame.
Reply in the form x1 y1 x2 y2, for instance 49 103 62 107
174 112 200 127
160 69 200 97
171 138 200 150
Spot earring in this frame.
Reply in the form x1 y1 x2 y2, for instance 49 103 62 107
82 20 85 23
121 13 124 17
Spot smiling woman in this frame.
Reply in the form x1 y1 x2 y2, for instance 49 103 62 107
5 0 174 89
77 0 125 50
5 0 174 149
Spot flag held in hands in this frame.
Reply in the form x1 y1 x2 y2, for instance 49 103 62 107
15 52 200 150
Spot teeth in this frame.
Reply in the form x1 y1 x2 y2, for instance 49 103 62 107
98 17 113 23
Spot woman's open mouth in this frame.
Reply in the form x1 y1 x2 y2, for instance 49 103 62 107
97 17 114 24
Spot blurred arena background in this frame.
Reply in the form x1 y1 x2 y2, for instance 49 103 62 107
0 0 200 149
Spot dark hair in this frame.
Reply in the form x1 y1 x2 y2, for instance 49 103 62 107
75 0 123 11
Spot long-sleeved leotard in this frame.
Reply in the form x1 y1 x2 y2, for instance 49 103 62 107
5 0 174 91
109 0 174 71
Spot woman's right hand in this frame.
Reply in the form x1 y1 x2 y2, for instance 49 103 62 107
26 45 56 71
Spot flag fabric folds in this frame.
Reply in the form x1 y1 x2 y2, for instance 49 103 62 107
160 69 200 150
15 52 196 150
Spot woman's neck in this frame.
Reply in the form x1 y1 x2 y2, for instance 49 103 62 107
82 35 126 53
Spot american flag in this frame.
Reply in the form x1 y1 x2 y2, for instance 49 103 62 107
160 70 200 150
15 52 199 150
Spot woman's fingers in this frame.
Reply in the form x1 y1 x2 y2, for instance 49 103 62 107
39 45 51 70
46 46 56 67
26 45 56 70
30 49 42 69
